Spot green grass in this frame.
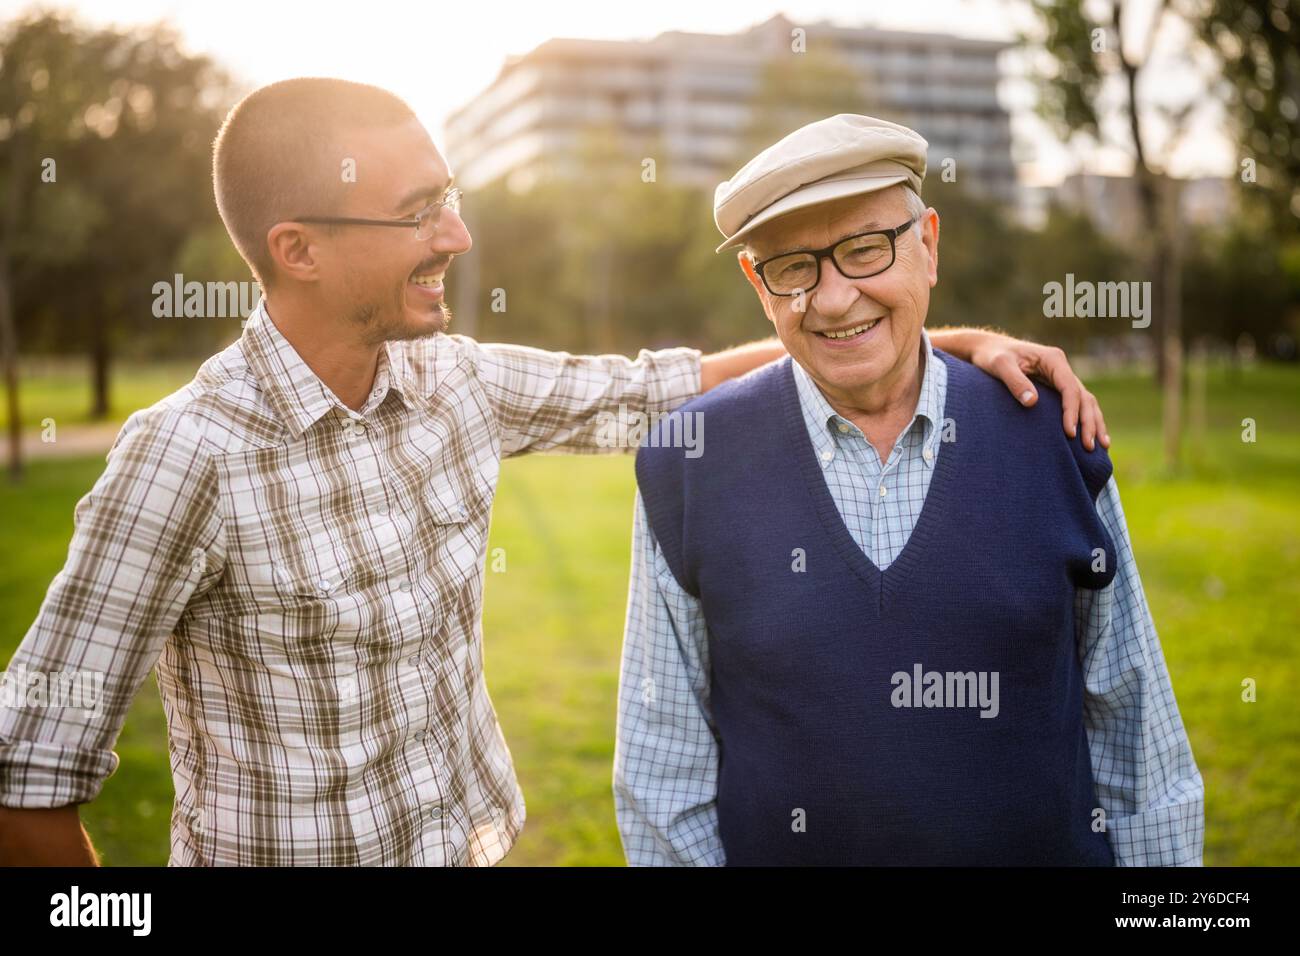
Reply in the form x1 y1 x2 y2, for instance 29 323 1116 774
0 362 1297 865
0 358 198 431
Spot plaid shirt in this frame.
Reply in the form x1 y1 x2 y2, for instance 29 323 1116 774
614 333 1204 866
0 297 700 866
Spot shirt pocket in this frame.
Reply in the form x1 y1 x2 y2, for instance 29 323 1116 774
229 527 355 656
418 471 491 608
270 549 352 607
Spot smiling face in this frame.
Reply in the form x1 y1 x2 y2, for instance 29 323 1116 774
740 184 939 409
288 117 472 346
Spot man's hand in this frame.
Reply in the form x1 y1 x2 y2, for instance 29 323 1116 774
929 328 1109 451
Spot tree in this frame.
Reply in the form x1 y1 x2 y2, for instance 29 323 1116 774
1026 0 1226 471
0 11 237 479
1199 0 1300 234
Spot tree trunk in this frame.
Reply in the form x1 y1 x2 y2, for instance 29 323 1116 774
1160 175 1184 472
1 131 24 481
90 312 110 420
0 254 22 482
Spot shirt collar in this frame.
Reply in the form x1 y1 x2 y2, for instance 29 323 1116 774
240 296 416 438
374 338 419 412
791 327 947 460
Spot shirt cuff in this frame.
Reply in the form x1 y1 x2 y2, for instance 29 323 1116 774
1106 789 1205 866
0 738 119 808
638 347 703 418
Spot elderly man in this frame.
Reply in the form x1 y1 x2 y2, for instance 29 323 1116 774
614 114 1204 866
0 80 1103 867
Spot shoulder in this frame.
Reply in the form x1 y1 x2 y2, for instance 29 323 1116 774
649 354 789 434
110 345 252 461
393 332 479 393
635 357 791 510
939 349 1112 499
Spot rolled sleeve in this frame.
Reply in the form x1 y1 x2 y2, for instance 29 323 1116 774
0 407 224 808
455 337 702 456
1077 476 1205 865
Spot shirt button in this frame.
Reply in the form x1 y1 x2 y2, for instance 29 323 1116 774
377 503 390 516
408 655 420 667
457 504 469 520
399 579 413 593
878 484 888 499
318 579 334 594
837 423 850 434
274 566 291 585
414 731 427 742
429 806 443 821
820 450 833 463
923 447 934 462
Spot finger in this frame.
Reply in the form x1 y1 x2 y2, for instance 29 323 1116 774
1035 348 1082 440
993 353 1038 406
1078 390 1097 451
1059 378 1081 440
1088 393 1111 449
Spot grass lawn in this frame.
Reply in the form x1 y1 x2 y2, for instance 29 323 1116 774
0 362 1296 865
0 358 199 431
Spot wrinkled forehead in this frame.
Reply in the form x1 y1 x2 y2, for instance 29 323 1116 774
746 188 910 258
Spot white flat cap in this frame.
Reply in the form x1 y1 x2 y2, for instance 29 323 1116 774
713 113 928 252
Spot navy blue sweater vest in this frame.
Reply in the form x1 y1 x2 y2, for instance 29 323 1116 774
636 351 1118 866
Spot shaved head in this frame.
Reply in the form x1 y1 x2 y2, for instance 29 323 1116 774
212 77 417 287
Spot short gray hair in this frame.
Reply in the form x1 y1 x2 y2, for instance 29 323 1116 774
902 186 927 231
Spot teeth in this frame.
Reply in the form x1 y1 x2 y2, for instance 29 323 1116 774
410 273 445 286
820 318 880 339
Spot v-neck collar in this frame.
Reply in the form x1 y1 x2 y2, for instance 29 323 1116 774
779 351 966 612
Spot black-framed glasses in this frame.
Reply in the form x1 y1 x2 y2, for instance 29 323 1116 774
751 217 916 296
293 186 463 241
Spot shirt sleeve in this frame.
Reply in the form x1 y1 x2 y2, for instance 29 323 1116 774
612 492 724 866
455 338 702 457
1076 475 1205 865
0 407 225 808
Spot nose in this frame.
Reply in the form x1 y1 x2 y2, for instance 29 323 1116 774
809 254 857 319
431 206 472 256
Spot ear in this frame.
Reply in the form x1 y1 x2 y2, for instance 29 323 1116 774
738 250 764 295
266 221 323 286
920 208 940 288
738 250 779 329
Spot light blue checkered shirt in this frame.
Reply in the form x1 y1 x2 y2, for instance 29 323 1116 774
613 332 1204 866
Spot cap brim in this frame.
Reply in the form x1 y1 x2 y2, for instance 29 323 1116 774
715 174 909 253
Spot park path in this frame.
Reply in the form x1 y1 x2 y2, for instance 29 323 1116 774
0 422 122 467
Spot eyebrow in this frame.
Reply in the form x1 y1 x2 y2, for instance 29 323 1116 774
393 175 454 216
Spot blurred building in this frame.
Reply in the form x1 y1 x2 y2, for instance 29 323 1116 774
1047 173 1235 242
445 14 1017 205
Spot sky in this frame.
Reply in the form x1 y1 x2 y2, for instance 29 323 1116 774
1 0 1235 187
